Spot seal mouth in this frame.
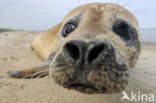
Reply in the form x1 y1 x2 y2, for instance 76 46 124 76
67 83 99 93
68 83 97 89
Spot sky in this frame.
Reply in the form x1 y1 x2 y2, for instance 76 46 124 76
0 0 156 30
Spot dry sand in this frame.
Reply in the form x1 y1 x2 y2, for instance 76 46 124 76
0 31 156 103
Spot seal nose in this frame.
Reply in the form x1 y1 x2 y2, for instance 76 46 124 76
64 42 79 61
63 40 87 62
64 41 107 65
88 43 105 63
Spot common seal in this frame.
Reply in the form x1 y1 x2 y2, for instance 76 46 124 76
8 3 141 94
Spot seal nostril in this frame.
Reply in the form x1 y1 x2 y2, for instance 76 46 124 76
88 44 104 63
65 42 79 61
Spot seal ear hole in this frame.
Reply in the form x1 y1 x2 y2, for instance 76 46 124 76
64 42 80 61
113 21 132 40
88 44 104 63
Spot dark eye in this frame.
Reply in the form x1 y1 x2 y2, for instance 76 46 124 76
113 21 132 40
62 20 78 37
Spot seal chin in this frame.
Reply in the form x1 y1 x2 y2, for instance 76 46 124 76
65 71 128 94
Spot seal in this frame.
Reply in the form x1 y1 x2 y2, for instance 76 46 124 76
8 3 141 94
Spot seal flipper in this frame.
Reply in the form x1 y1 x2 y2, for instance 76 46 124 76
7 70 23 78
7 67 49 79
7 52 56 79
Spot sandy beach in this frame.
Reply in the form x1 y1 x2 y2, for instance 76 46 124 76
0 31 156 103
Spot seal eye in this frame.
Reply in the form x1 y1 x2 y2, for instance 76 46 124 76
62 20 78 37
113 21 132 40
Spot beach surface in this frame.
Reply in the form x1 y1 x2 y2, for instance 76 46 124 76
0 31 156 103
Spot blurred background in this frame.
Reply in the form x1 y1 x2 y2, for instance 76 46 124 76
0 0 156 42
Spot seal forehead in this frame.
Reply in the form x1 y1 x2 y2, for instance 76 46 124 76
63 3 138 26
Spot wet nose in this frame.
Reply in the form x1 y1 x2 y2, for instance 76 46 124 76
63 40 106 64
63 40 87 62
88 43 105 63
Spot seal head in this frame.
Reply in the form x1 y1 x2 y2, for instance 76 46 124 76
49 3 141 94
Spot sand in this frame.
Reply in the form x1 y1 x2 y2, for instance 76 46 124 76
0 31 156 103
